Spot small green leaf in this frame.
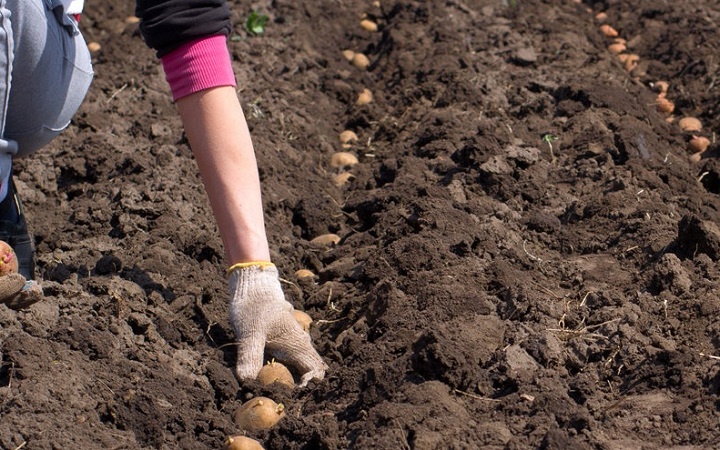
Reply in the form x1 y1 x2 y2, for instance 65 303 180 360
245 11 269 36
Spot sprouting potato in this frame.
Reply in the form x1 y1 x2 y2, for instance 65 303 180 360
360 19 378 32
653 80 669 95
678 117 702 132
234 397 285 431
688 136 710 153
339 130 359 145
334 172 355 187
351 53 370 70
608 43 626 54
623 54 639 72
599 24 618 37
356 88 373 105
341 49 355 61
295 269 315 278
656 97 675 114
224 435 264 450
310 233 341 246
257 360 294 388
330 152 359 168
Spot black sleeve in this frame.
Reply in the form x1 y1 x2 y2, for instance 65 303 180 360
135 0 232 57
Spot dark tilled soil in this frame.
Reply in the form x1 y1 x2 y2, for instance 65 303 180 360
2 0 720 449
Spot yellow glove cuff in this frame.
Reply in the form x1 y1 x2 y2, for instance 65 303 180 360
226 261 275 275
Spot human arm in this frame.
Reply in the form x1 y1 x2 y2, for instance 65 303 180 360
176 86 326 386
135 1 326 384
175 86 271 263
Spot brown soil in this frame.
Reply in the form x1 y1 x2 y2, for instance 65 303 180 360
2 0 720 449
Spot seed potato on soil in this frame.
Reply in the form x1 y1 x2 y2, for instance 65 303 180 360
224 435 264 450
356 88 373 105
2 0 720 449
294 269 315 278
309 233 341 246
688 136 711 153
679 117 703 132
256 361 294 388
333 171 355 186
330 151 359 168
235 397 285 431
351 52 370 70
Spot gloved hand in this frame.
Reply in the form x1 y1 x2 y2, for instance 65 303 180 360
228 263 327 386
0 273 42 310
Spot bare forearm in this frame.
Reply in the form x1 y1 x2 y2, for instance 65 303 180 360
175 86 271 264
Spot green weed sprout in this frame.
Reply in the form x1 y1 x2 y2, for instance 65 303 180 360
542 134 559 163
245 11 269 35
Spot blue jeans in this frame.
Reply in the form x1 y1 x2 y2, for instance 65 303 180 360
0 0 92 199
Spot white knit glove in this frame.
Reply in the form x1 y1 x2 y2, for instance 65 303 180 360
0 274 42 310
228 263 326 386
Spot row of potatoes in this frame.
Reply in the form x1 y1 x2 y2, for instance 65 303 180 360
225 5 384 448
595 11 713 162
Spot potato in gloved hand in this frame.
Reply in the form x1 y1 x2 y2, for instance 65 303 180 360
228 263 327 387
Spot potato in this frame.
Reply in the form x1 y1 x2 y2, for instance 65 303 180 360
0 240 18 276
608 43 626 54
600 24 618 38
235 397 285 431
623 54 639 72
331 152 359 168
339 130 359 145
224 435 264 450
351 53 370 70
125 16 140 24
293 310 313 332
310 233 341 246
688 136 710 153
334 172 355 187
257 360 294 388
678 117 702 132
295 269 315 278
341 49 355 61
653 80 669 95
656 97 675 114
356 88 373 105
360 19 378 32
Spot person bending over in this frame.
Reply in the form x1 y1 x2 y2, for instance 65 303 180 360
0 0 326 386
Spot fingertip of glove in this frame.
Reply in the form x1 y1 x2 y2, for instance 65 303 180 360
2 284 43 310
298 368 326 387
235 362 263 382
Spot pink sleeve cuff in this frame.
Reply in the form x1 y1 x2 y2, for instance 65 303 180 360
161 35 237 102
